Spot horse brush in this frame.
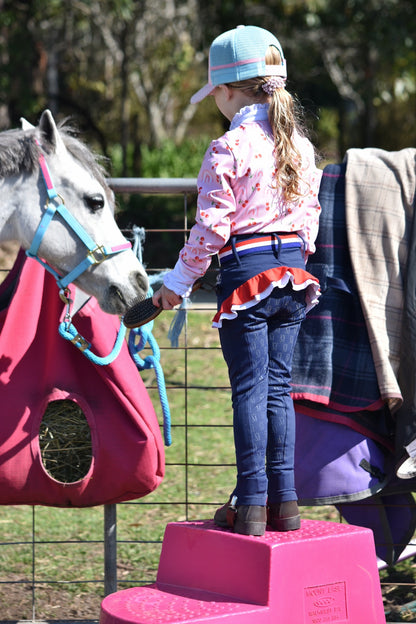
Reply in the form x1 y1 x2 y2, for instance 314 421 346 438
123 279 204 329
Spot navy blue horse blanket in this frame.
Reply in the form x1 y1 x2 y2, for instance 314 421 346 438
292 158 416 565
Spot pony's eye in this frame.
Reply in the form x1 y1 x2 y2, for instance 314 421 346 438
84 193 105 212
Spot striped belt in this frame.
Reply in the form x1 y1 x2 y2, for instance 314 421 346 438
218 233 303 264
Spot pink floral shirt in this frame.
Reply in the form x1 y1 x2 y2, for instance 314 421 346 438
164 103 322 297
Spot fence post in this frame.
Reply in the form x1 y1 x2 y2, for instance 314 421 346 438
104 503 117 596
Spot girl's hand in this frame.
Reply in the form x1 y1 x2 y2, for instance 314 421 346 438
152 285 183 310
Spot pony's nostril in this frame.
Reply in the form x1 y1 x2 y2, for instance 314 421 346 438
135 272 149 294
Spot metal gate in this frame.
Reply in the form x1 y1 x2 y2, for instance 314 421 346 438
0 178 415 623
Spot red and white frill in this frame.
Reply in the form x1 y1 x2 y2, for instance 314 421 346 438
212 266 320 328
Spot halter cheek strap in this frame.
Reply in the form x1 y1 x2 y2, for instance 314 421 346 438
27 147 131 290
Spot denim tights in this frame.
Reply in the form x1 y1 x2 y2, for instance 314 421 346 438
219 284 306 507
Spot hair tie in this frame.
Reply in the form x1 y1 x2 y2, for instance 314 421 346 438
262 77 286 95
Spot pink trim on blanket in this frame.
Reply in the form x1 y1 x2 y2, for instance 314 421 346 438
291 391 385 413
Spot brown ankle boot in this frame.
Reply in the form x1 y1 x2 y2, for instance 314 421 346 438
213 499 235 528
268 500 301 531
214 498 266 536
233 505 267 536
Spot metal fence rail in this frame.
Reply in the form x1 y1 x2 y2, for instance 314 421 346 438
0 178 415 623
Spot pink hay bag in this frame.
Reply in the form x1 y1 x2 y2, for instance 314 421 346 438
0 251 165 506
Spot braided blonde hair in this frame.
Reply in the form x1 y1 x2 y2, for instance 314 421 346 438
226 46 307 203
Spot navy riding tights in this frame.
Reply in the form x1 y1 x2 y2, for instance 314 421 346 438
219 284 306 506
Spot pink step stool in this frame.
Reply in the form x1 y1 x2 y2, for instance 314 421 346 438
100 519 385 624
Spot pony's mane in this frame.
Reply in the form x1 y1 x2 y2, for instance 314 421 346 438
0 128 38 177
0 119 109 188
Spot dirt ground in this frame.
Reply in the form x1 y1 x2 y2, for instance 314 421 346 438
0 576 101 621
1 579 411 623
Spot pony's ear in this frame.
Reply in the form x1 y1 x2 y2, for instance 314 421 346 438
20 117 35 130
37 109 66 156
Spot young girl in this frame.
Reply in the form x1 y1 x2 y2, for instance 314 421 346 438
152 25 322 536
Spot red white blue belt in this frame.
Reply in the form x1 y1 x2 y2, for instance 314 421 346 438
218 233 302 264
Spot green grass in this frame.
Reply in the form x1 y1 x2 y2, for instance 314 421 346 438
0 310 415 621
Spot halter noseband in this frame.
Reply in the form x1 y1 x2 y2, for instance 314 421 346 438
26 147 131 291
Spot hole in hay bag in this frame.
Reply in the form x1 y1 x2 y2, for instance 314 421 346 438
39 399 93 484
0 251 164 507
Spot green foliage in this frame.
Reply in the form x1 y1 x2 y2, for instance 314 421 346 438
140 137 210 178
0 0 415 169
113 138 207 271
315 108 340 160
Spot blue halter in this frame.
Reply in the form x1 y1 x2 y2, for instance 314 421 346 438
27 149 131 290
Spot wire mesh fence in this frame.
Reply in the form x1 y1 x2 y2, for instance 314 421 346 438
0 179 415 623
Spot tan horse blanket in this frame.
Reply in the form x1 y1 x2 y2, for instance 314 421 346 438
345 147 416 412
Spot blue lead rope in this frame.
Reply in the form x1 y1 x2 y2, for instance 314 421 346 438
58 318 127 366
128 318 172 447
58 296 172 446
128 226 172 446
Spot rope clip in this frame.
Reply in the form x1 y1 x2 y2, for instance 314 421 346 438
59 288 73 323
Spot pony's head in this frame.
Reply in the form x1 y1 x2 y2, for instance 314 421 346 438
6 110 149 314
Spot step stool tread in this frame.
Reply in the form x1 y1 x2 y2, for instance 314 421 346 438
101 584 269 624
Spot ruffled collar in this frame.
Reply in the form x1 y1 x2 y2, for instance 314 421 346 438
230 103 270 130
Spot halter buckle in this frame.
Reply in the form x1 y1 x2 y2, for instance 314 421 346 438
87 245 108 265
45 193 65 209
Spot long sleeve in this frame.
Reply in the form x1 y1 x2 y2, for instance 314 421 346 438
164 140 237 296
